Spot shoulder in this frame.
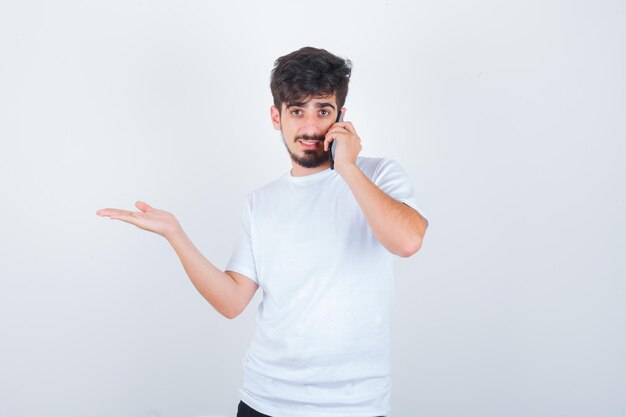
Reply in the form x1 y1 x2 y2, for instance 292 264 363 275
356 156 406 181
356 156 384 178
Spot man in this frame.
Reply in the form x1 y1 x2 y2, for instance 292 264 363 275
96 47 428 417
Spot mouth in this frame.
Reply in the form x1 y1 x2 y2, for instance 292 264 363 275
298 139 322 150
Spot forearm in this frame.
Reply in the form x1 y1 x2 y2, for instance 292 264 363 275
338 164 427 257
166 229 242 318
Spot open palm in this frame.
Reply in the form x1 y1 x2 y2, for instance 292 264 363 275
96 201 181 239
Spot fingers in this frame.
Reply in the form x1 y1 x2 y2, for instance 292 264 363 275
324 124 361 151
135 201 152 212
96 201 153 217
324 134 340 152
323 121 358 151
96 207 133 217
324 125 348 151
96 206 146 228
333 121 357 135
96 208 136 220
96 208 117 217
109 211 138 224
324 136 332 152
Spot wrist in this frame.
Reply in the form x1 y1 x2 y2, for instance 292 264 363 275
336 162 360 179
165 226 186 244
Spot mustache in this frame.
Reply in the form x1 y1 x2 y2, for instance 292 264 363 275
294 134 325 142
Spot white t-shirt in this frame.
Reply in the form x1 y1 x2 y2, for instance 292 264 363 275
226 156 422 417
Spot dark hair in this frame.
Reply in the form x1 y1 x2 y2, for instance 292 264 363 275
270 47 352 113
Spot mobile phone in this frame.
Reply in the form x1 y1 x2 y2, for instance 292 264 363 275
329 110 343 170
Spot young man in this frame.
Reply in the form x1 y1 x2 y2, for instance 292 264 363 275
96 47 428 417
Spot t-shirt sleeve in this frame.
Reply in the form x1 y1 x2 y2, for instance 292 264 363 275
372 158 428 221
226 194 259 284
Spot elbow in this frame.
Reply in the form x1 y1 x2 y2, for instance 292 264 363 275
396 236 422 258
397 216 428 257
221 306 244 320
393 214 428 258
216 302 245 320
396 223 427 257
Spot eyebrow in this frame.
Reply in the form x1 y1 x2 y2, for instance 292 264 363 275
287 101 336 111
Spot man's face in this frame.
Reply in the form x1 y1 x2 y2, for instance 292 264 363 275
271 94 342 169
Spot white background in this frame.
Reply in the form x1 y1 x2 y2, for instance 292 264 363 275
1 1 625 416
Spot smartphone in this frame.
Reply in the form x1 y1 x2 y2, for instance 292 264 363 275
329 110 343 170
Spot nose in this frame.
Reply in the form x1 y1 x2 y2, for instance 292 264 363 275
298 113 330 135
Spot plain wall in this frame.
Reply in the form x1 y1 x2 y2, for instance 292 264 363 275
1 1 624 416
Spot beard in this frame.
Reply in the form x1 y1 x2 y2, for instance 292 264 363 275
282 133 329 168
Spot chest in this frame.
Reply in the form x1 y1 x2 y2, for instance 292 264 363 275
252 182 370 254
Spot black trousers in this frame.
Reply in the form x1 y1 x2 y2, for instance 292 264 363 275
237 401 271 417
236 400 384 417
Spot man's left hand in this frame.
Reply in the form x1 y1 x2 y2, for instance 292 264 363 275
324 121 362 173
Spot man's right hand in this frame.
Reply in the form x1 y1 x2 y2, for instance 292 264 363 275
96 201 182 240
96 200 258 318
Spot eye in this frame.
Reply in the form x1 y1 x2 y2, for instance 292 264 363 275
319 109 331 117
290 109 302 116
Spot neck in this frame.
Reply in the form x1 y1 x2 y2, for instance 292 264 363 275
290 161 331 177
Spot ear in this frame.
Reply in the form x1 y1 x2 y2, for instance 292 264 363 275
270 105 281 130
340 107 347 118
